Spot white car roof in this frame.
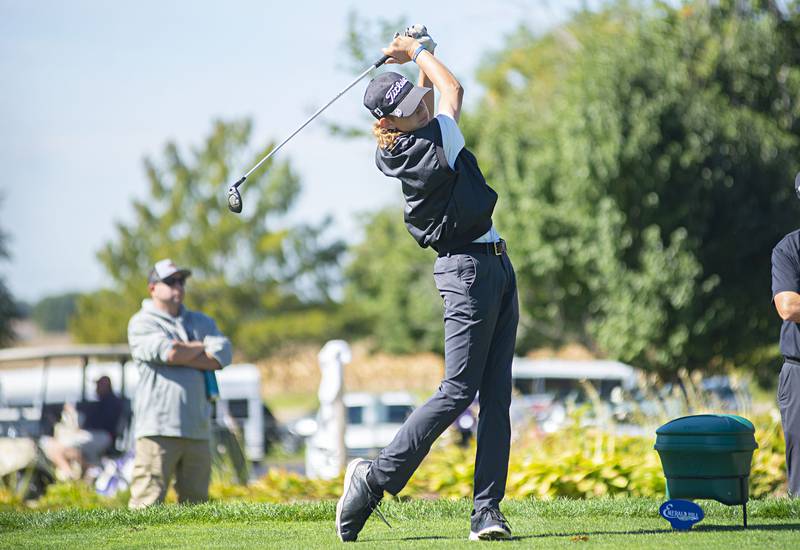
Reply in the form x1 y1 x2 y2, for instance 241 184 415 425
511 358 637 381
343 391 415 407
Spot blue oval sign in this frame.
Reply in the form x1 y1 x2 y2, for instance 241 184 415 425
659 499 704 531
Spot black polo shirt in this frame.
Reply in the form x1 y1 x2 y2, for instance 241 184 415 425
772 229 800 359
375 118 497 253
82 394 124 440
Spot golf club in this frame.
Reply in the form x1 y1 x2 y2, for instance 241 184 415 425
227 54 391 213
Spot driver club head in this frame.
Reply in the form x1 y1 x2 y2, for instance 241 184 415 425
795 172 800 201
227 186 243 213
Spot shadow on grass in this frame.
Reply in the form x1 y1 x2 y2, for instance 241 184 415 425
385 523 800 542
694 523 800 532
511 523 800 540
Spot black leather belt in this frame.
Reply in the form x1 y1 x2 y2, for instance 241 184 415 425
439 239 507 257
784 357 800 366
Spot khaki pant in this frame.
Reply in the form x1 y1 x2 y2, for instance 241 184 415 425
128 436 211 509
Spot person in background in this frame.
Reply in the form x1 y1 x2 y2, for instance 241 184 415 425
41 375 123 480
771 230 800 497
127 258 232 509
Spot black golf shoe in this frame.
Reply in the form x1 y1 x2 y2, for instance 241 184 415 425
469 507 512 541
335 459 388 542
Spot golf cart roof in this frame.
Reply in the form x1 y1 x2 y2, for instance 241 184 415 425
343 391 416 407
511 357 636 381
0 345 130 364
0 345 131 403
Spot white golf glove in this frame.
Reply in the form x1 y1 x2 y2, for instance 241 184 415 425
404 24 436 54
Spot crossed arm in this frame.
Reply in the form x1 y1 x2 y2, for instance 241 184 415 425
167 341 222 371
128 319 228 371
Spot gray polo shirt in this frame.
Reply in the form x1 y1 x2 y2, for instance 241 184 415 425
128 299 232 440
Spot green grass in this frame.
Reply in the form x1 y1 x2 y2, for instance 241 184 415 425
1 498 798 549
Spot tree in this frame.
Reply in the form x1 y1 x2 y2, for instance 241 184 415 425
71 119 346 358
325 11 417 138
341 2 800 383
32 292 80 332
343 208 443 354
466 0 800 379
0 206 18 347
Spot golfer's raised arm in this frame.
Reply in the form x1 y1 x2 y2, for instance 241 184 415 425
418 59 435 118
415 50 462 121
383 36 463 121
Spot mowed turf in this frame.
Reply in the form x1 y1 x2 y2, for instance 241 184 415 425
1 498 798 549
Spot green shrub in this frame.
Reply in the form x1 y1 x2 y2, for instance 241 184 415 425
2 411 787 510
205 409 786 504
406 411 786 501
211 469 340 503
31 482 129 510
0 486 23 510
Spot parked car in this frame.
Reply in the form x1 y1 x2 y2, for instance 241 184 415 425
299 391 415 478
510 357 639 433
700 375 751 411
343 391 415 456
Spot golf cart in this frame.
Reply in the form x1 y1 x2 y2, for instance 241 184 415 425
0 345 131 498
510 357 639 432
0 345 272 498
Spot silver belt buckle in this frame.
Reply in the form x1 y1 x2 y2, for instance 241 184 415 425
493 240 504 256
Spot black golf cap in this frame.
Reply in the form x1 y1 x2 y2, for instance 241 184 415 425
364 72 431 120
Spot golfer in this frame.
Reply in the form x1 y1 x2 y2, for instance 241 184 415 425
336 28 519 542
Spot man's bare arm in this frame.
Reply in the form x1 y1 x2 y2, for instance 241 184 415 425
774 291 800 323
418 62 434 117
166 341 205 363
383 36 463 121
166 341 221 371
182 353 222 371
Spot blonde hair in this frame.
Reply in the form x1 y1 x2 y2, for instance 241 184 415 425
373 120 401 150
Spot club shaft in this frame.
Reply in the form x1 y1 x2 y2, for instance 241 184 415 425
241 57 388 182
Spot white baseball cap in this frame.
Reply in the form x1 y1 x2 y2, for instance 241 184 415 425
148 258 191 284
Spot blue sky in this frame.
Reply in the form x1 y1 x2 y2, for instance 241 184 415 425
0 0 589 302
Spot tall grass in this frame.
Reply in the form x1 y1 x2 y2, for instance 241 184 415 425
1 368 788 510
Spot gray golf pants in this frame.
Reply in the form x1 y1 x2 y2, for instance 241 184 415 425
779 361 800 496
369 248 519 512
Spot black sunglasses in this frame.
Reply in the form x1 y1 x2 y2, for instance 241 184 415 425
161 276 187 287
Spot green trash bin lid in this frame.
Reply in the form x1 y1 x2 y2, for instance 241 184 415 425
655 414 757 452
657 414 754 435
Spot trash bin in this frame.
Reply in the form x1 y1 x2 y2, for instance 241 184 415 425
654 414 758 527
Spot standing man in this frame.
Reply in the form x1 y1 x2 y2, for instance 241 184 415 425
771 231 800 497
127 259 232 509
